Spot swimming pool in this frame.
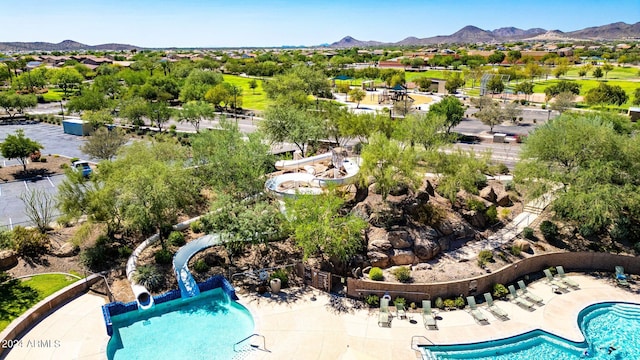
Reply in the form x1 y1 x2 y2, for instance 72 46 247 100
423 302 640 359
107 287 254 360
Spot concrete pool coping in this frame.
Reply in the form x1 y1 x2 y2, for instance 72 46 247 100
2 274 639 359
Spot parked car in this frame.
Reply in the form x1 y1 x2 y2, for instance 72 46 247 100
72 160 92 178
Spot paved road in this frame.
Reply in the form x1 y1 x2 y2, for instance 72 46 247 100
0 122 91 228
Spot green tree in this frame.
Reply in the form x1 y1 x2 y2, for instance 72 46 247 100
81 127 128 161
633 87 640 106
146 100 173 132
286 190 367 262
119 97 148 126
444 72 465 94
248 78 258 94
474 102 503 132
179 101 214 132
359 132 420 199
204 82 231 109
428 95 465 133
263 66 331 105
515 112 640 235
348 87 365 108
414 77 432 92
514 82 534 101
507 50 522 64
49 67 84 97
66 88 110 113
585 83 628 107
601 62 614 80
544 80 581 101
592 67 603 79
429 150 490 202
191 119 273 199
0 92 37 118
487 76 504 94
87 140 199 239
179 69 224 102
0 129 42 171
261 104 326 157
550 92 576 114
92 74 122 100
487 51 506 65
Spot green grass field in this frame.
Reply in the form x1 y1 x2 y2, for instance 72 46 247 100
565 66 640 80
222 74 270 111
532 78 638 108
0 274 78 331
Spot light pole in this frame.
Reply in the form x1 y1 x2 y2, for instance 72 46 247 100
60 100 64 120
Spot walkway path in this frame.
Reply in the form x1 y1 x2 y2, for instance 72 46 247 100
444 185 559 262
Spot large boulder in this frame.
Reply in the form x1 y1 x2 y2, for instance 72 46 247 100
50 242 78 257
388 230 412 249
414 238 440 261
437 217 476 240
367 227 393 252
496 191 512 207
480 186 497 202
351 201 371 221
390 249 415 265
368 251 392 268
0 250 18 270
513 239 531 252
463 210 487 228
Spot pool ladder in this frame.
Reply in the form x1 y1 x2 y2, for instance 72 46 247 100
233 333 269 353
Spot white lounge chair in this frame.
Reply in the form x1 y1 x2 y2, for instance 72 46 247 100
517 280 544 305
422 300 437 330
544 269 570 292
556 266 580 289
466 296 489 324
378 298 391 327
483 293 509 321
508 285 535 310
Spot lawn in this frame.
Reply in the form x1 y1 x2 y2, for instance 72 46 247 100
222 74 270 111
41 89 64 102
532 78 639 108
0 273 79 331
565 66 640 80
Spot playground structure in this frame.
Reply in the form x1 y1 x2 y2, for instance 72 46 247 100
377 85 415 106
265 148 361 198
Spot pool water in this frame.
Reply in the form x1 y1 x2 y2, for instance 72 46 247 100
107 288 254 360
424 302 640 360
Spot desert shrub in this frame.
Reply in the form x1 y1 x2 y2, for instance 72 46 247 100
413 202 445 226
365 294 379 307
443 298 455 309
499 208 511 219
11 226 48 256
80 236 115 271
547 266 557 275
490 163 509 175
492 283 509 299
133 264 164 292
269 268 289 288
579 224 595 237
369 267 384 281
510 245 522 256
434 297 444 309
486 205 498 223
190 220 204 233
454 296 465 309
154 248 172 265
522 227 535 240
118 246 132 258
477 249 493 266
539 220 558 241
467 198 486 212
391 267 411 283
393 297 406 306
504 181 515 191
409 302 416 310
0 229 13 250
69 157 79 164
193 259 209 273
39 157 47 163
541 104 546 109
168 231 185 247
497 251 508 261
60 163 69 170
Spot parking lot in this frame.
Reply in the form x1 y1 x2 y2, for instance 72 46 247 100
0 122 91 228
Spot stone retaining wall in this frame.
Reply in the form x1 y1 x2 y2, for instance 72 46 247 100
347 252 638 304
0 274 102 357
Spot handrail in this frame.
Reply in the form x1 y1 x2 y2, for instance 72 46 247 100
411 335 434 350
233 333 269 352
92 272 115 302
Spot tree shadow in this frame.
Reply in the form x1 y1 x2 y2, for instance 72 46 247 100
11 168 55 181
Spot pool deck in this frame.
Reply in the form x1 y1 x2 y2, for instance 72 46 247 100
2 274 639 359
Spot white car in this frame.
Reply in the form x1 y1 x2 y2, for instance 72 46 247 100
72 160 92 177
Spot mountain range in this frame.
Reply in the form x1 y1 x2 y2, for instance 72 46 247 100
1 21 638 52
329 21 640 48
0 40 139 52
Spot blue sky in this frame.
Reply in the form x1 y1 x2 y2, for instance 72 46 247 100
3 0 639 47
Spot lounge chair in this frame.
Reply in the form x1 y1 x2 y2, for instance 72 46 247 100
422 300 437 330
543 269 570 292
378 298 391 327
517 280 544 305
483 293 509 321
466 296 489 324
508 285 535 310
615 266 630 287
556 266 580 289
395 303 407 319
